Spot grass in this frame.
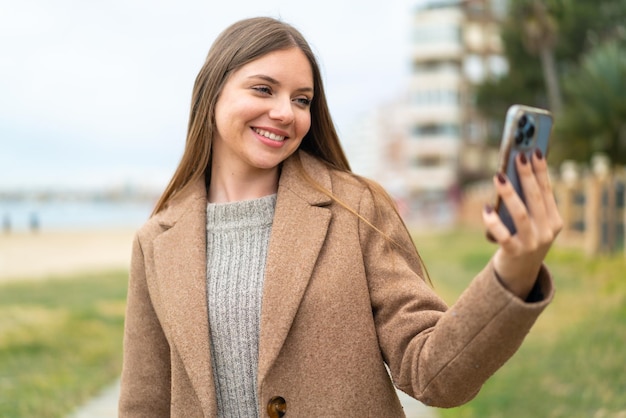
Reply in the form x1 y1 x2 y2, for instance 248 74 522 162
1 229 625 417
413 228 626 418
0 271 127 418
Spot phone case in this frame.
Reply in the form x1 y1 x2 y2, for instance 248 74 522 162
495 105 553 234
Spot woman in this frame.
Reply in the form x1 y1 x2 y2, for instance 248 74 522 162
119 17 562 417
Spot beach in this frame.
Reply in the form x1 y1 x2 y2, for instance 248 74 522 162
0 228 136 282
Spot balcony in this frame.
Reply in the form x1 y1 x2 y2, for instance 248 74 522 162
412 43 464 63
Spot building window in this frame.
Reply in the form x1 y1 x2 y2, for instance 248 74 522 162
463 54 486 83
413 154 443 168
413 60 461 74
412 88 460 106
465 1 486 17
412 25 461 45
412 123 460 137
488 54 508 78
465 121 485 144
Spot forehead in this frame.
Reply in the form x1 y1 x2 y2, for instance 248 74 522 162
232 48 314 86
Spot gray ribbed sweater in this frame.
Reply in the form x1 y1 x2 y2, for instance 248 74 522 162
206 194 276 418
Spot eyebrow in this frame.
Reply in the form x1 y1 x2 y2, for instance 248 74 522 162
248 74 314 94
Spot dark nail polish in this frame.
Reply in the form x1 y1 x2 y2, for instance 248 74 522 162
520 152 528 165
497 173 506 184
484 204 493 214
535 148 544 160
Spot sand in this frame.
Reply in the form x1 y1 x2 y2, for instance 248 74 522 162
0 228 136 282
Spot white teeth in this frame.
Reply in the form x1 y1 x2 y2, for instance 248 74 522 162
254 128 285 142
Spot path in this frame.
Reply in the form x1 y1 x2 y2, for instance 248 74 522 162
67 380 120 418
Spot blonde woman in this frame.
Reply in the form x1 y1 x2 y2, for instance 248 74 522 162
119 17 562 418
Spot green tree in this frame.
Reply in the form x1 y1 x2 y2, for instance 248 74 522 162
475 0 626 162
553 40 626 164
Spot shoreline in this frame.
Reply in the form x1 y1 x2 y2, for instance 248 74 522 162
0 228 136 283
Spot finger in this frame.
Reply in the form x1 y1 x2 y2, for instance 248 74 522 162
515 153 553 246
516 152 548 224
493 172 535 246
530 149 550 189
482 204 519 251
531 149 564 235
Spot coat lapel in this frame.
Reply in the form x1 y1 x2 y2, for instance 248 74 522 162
152 178 217 414
258 152 333 386
148 151 334 407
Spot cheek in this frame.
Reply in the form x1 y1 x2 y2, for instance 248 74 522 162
298 113 312 138
213 99 229 135
214 100 245 139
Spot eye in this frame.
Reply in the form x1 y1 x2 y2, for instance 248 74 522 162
252 85 272 95
293 97 312 107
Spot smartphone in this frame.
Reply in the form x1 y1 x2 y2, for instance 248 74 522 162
494 104 553 235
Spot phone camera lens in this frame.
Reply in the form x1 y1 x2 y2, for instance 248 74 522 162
526 123 535 138
518 115 527 128
515 130 524 144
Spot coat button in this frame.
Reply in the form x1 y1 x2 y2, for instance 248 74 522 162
267 396 286 417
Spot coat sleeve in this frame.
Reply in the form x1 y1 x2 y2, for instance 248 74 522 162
357 186 554 408
118 234 171 417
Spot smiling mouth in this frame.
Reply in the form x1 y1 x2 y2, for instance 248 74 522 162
253 128 286 142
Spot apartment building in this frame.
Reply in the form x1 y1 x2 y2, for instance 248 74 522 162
404 0 507 227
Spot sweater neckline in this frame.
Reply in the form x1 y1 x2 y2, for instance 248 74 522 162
206 194 277 230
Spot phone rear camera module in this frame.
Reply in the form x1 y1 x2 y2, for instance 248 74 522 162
514 113 537 147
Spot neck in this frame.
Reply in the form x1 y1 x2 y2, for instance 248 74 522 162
208 164 279 203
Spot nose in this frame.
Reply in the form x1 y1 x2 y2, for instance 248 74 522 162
268 96 294 124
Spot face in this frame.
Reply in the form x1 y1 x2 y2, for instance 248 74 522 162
212 47 314 178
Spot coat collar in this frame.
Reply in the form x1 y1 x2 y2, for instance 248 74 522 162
155 150 333 230
150 150 334 408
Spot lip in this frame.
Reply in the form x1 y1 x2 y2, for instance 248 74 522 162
250 126 291 149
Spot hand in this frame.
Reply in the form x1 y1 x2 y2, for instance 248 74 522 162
482 149 563 299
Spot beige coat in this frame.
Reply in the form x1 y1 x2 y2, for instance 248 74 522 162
119 151 553 417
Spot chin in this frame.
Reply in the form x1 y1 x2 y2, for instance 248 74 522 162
251 150 296 170
248 156 284 171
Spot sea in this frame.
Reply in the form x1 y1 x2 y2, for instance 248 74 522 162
0 198 155 233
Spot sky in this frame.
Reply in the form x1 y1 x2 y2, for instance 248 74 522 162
0 0 418 191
